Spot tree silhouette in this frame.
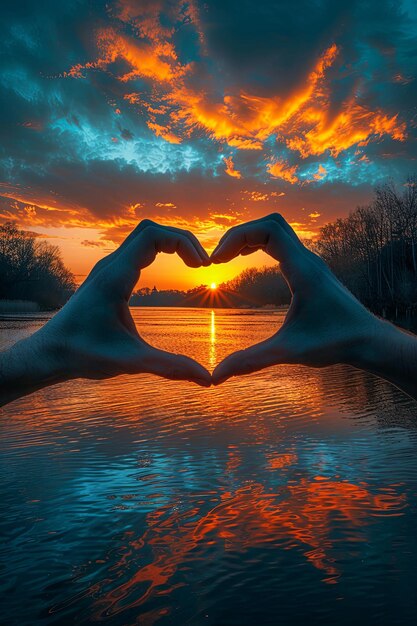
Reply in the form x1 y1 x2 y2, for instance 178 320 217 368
0 222 75 309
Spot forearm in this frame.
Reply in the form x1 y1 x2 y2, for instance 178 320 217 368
348 318 417 400
0 332 68 407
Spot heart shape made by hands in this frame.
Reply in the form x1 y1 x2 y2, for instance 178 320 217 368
46 215 373 389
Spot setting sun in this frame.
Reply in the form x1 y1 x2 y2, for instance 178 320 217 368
210 282 217 290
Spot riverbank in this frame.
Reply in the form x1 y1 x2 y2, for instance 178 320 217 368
0 299 40 314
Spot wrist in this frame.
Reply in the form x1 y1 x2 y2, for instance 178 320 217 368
345 315 417 398
0 329 71 406
345 316 387 369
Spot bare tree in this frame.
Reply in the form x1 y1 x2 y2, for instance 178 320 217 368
317 176 417 318
0 222 75 309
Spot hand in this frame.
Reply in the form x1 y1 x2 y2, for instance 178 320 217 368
210 213 383 384
41 220 213 384
1 220 212 405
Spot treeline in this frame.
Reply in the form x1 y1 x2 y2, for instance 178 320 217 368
3 174 417 314
131 175 417 314
219 266 290 306
129 269 290 308
130 287 186 307
317 177 417 317
130 285 245 307
223 175 417 315
0 222 75 310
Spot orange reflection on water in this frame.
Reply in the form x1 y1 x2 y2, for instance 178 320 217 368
91 475 406 619
209 309 216 368
268 452 297 469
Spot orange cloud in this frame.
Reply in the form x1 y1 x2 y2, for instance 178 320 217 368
286 101 406 158
242 190 286 202
81 239 107 248
267 159 299 183
146 121 182 144
223 156 242 179
314 165 327 180
243 190 268 201
65 11 406 170
0 179 320 271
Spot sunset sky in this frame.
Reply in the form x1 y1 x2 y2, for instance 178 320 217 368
1 0 417 289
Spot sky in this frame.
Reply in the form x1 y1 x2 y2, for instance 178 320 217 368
1 0 417 289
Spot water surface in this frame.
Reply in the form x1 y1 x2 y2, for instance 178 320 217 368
1 308 417 625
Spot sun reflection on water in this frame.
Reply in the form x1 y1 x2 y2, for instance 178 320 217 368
209 309 216 367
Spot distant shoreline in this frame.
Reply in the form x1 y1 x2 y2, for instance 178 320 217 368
2 306 417 335
0 312 55 321
0 304 289 321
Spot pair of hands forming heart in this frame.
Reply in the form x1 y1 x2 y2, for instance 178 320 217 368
32 214 381 389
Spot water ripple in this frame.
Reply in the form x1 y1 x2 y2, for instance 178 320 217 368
2 308 417 625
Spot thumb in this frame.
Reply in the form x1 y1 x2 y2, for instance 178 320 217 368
212 337 282 385
141 345 212 387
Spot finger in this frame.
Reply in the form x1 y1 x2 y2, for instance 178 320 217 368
212 337 281 385
108 227 208 296
271 213 303 245
85 220 153 283
240 245 266 256
116 219 154 253
88 220 210 283
133 222 210 266
128 227 205 269
102 219 204 259
211 216 298 264
211 223 268 263
160 224 210 266
213 213 301 255
142 346 212 387
211 215 313 292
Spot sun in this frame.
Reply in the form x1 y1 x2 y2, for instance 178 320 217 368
210 282 217 290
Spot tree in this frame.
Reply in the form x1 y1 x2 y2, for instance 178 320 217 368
0 222 76 309
221 265 290 306
317 176 417 316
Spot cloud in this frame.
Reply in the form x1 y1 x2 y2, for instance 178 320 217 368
60 2 409 163
313 166 327 181
223 156 242 179
81 239 107 247
120 127 134 141
0 0 416 265
267 160 299 184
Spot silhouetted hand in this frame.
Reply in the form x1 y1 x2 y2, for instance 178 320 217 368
0 220 211 405
211 214 417 399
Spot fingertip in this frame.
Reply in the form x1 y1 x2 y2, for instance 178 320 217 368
212 363 231 385
198 246 210 263
187 360 212 386
210 244 222 259
212 375 229 386
210 249 228 263
193 378 212 387
184 251 206 268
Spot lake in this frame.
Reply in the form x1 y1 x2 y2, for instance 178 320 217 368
1 307 417 625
